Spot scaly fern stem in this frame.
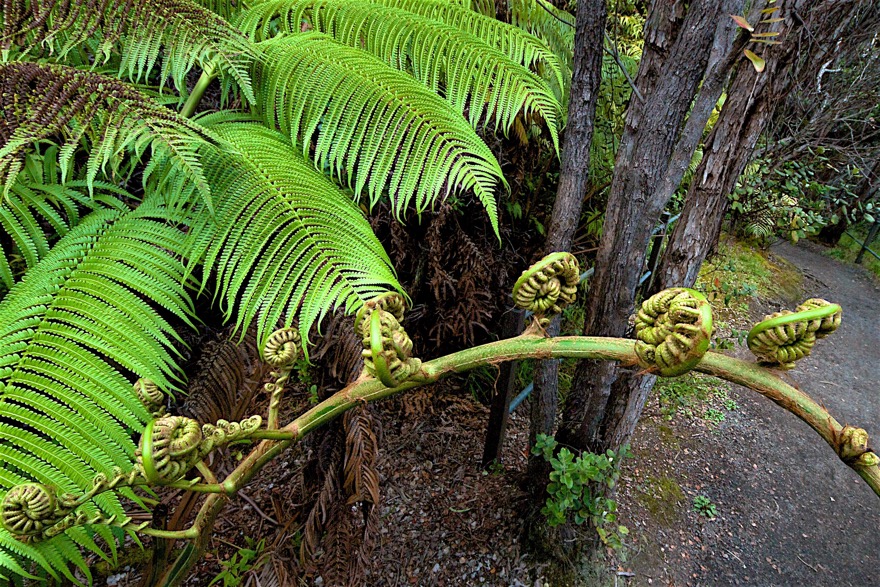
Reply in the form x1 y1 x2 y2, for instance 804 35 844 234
155 333 880 586
180 66 217 118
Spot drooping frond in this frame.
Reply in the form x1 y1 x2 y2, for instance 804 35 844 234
365 0 566 101
508 0 574 78
238 0 562 151
0 62 215 207
0 145 131 289
0 205 194 582
0 0 255 101
254 33 505 233
186 120 403 351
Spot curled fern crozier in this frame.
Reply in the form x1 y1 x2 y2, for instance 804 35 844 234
512 252 579 323
634 288 712 377
747 298 842 369
357 299 421 387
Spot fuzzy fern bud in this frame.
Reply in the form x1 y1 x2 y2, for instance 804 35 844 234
747 298 842 369
634 288 713 377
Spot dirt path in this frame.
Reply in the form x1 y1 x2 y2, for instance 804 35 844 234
623 241 880 587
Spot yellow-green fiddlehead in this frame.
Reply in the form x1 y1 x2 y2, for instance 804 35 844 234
356 293 421 388
261 328 301 429
137 416 205 485
747 298 842 369
512 252 579 325
634 288 713 377
134 378 165 416
836 426 880 469
1 483 71 538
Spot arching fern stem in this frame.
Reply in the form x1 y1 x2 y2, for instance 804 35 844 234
154 333 880 586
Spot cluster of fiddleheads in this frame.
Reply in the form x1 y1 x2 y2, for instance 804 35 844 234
512 252 580 325
136 414 264 485
747 298 842 369
0 482 144 540
634 288 713 377
261 328 302 428
355 293 421 387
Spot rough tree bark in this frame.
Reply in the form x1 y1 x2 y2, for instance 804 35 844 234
527 0 606 473
556 0 745 453
656 0 878 291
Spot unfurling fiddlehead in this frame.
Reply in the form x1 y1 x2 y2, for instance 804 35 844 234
137 416 204 485
634 288 713 377
1 484 69 537
136 414 266 485
512 252 579 325
747 298 842 369
0 482 143 540
836 426 880 469
261 328 302 429
355 293 421 387
134 378 165 416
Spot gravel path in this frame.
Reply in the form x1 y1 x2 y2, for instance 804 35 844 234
696 241 880 586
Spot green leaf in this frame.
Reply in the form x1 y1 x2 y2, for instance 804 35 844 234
743 49 766 72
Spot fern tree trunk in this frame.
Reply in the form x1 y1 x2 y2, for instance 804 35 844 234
656 0 877 290
556 0 744 453
528 0 606 483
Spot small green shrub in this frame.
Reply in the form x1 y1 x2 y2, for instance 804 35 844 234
532 434 630 551
209 537 267 587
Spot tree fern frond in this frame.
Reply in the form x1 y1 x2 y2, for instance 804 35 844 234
0 62 216 209
0 146 132 288
508 0 574 78
254 33 505 233
187 120 403 351
365 0 566 101
0 205 194 581
238 0 561 152
1 0 256 102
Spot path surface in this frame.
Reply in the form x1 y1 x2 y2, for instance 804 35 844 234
701 241 879 586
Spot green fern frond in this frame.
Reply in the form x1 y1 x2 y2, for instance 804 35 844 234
186 120 403 350
0 0 256 101
366 0 566 101
0 62 216 209
190 0 243 20
238 0 561 151
0 146 131 289
254 33 505 233
0 205 194 582
508 0 574 77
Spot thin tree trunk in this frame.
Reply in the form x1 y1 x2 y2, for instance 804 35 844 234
557 0 743 452
527 0 606 481
656 0 874 291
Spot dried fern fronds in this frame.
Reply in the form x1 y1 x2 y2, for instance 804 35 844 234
0 62 215 207
238 0 562 151
1 0 255 100
254 33 506 234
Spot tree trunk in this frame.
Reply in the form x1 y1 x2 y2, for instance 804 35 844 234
527 0 606 480
656 0 874 290
557 0 743 452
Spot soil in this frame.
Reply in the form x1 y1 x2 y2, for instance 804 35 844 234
101 240 880 586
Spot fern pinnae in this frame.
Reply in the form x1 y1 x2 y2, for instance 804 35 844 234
366 0 566 101
238 0 561 151
254 33 504 233
2 0 256 102
0 62 216 210
0 205 195 580
187 121 402 351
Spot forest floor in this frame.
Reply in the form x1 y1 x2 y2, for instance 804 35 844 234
103 239 879 586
